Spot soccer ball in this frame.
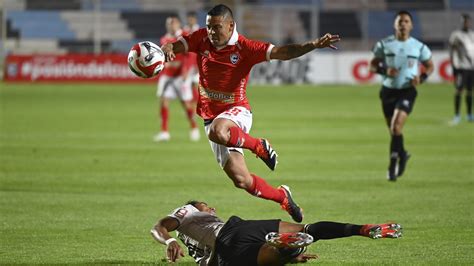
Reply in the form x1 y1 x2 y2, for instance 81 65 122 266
128 41 165 78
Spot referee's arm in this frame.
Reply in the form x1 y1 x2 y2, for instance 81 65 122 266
370 57 399 77
411 59 434 86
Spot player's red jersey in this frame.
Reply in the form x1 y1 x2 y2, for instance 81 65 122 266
180 28 274 120
160 30 187 77
182 27 198 72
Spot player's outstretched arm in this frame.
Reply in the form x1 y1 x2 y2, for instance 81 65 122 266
270 33 340 61
161 41 186 62
150 217 185 262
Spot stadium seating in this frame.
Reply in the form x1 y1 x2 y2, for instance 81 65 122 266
319 11 362 39
386 0 445 10
61 11 133 40
99 0 141 11
121 11 176 40
449 0 474 9
7 11 75 39
25 0 81 10
259 0 315 5
2 0 473 55
322 0 386 10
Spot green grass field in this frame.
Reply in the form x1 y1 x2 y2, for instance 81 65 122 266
1 82 473 264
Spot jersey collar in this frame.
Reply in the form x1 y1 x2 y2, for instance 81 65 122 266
227 23 239 46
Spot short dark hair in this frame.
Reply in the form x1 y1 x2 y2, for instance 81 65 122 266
187 11 197 17
396 10 413 21
186 200 201 208
167 14 181 22
207 4 233 20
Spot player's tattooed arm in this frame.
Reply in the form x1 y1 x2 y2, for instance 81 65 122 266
271 33 340 60
161 41 185 62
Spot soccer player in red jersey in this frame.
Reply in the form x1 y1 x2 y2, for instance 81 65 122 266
161 5 340 222
154 15 200 142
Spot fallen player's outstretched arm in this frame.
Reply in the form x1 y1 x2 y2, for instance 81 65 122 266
150 217 185 263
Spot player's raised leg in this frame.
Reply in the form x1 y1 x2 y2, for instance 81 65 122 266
223 151 303 222
208 115 278 170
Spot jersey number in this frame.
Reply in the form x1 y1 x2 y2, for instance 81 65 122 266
225 107 242 116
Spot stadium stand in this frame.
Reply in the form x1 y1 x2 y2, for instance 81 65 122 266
259 0 316 5
25 0 81 10
322 0 386 10
240 6 308 43
7 11 75 39
121 11 176 40
58 40 111 53
386 0 445 10
2 0 474 54
139 0 203 11
319 11 362 39
448 0 474 9
61 11 133 40
99 0 141 11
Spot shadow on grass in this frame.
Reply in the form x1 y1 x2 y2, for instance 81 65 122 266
68 260 197 265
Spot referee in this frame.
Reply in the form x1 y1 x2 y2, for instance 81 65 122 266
449 13 474 125
369 10 434 181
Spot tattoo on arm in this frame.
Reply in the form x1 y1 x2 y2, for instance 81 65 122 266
278 42 316 60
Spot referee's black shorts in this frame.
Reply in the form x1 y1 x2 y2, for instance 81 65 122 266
215 216 280 266
379 86 417 118
453 68 474 91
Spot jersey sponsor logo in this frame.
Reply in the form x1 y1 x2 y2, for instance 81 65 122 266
199 85 235 103
230 53 240 64
174 208 188 218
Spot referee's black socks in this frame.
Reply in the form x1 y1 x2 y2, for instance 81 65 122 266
390 134 405 156
304 222 362 240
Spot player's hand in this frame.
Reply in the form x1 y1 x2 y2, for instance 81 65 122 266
411 75 420 86
291 253 319 263
386 67 399 77
314 33 340 50
166 241 185 263
161 43 176 62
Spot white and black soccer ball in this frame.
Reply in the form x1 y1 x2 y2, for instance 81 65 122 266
127 41 165 78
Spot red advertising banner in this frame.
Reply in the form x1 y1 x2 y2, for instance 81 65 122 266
4 54 156 82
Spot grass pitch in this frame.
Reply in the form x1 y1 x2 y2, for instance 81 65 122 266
1 82 473 264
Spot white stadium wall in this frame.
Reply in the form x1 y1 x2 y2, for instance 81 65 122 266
250 52 452 85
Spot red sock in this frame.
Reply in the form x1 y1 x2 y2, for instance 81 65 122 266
186 107 197 128
246 174 285 203
227 126 259 150
161 106 169 132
